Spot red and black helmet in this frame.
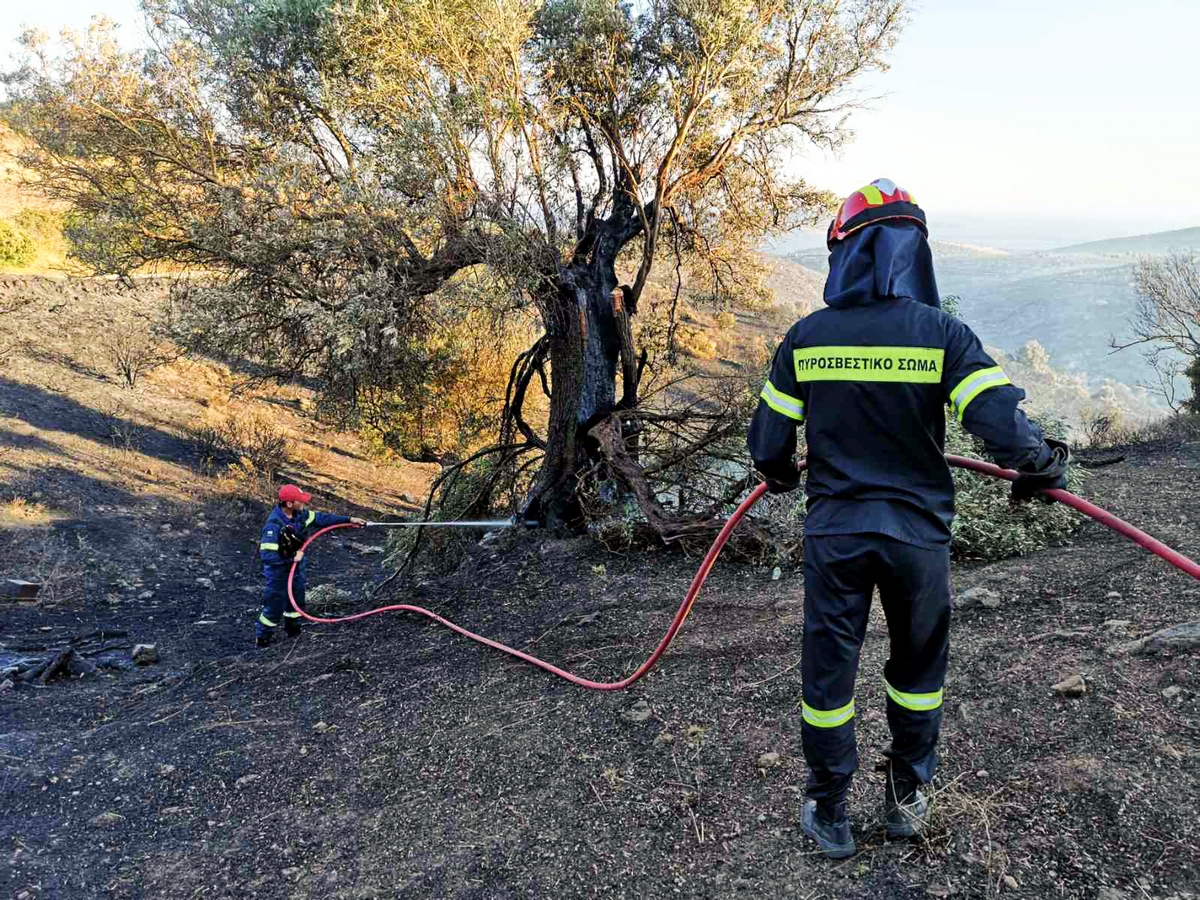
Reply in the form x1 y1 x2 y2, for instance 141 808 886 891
827 178 927 248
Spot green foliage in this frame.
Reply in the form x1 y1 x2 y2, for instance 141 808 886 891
0 219 35 267
947 413 1083 562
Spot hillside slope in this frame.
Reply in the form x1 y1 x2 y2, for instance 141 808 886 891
1055 226 1200 255
2 270 1200 899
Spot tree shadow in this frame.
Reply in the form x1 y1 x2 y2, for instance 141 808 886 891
0 376 202 468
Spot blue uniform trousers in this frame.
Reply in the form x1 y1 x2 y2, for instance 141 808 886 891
256 568 307 639
800 534 950 808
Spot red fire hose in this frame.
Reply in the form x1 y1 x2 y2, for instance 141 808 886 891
287 455 1200 689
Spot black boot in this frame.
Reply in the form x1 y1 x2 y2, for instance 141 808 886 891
255 634 273 649
801 799 855 859
885 771 928 838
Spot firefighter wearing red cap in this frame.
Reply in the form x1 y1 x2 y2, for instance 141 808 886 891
255 485 366 647
748 179 1070 857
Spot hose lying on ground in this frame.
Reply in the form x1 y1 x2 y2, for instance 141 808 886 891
288 455 1200 690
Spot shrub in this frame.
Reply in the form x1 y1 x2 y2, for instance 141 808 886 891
0 219 35 267
947 413 1085 561
192 413 290 480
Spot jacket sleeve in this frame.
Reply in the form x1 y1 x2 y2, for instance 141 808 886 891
943 318 1049 471
311 510 351 529
259 520 286 567
747 332 806 479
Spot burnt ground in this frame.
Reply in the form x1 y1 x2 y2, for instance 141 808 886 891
1 274 1199 899
2 438 1199 900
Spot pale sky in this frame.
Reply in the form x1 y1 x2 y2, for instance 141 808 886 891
3 0 1197 243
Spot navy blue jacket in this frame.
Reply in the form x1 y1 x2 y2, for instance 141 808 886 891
747 222 1051 548
259 505 349 584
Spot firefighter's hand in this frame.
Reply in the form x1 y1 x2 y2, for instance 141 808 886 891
764 468 802 495
294 550 305 562
349 517 367 527
1011 438 1070 504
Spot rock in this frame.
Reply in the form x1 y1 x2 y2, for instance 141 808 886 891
137 590 155 600
1162 686 1184 701
68 655 97 677
1101 619 1131 632
1105 591 1122 599
1002 875 1019 890
621 700 652 724
1112 621 1200 656
926 884 951 898
0 679 13 693
91 811 124 827
771 567 782 581
654 732 675 746
143 563 158 573
312 721 337 734
400 493 414 504
195 577 215 590
236 773 263 789
976 770 989 778
1052 674 1087 696
158 764 176 776
757 751 781 768
132 644 159 665
159 524 172 533
956 587 1000 610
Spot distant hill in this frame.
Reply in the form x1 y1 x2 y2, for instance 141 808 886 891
1054 226 1200 255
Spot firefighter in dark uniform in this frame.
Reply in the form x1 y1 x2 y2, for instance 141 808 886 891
747 179 1070 858
255 484 366 647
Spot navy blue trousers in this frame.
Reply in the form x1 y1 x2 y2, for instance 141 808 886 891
256 570 306 639
801 534 950 807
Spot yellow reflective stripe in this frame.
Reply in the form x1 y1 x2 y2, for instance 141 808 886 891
858 183 884 206
305 511 316 527
260 542 279 551
258 613 278 627
949 366 1012 422
802 699 855 728
794 346 944 384
760 380 805 421
884 679 944 712
282 611 301 618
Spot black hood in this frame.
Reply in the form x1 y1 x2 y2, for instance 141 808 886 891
823 221 940 311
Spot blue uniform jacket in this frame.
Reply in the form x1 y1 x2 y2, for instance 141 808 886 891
747 222 1051 548
259 505 350 587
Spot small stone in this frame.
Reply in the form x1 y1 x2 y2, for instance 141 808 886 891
976 769 989 778
654 732 675 746
312 721 337 734
400 493 414 504
159 523 172 532
757 751 781 768
926 885 951 898
143 563 158 573
299 746 309 757
621 700 652 724
0 679 13 693
236 773 262 789
1162 686 1184 701
131 644 159 666
158 764 176 776
757 813 767 823
137 590 155 600
771 567 782 581
1052 674 1087 696
956 587 1000 610
195 577 215 590
91 811 124 827
1002 875 1018 890
1105 591 1122 599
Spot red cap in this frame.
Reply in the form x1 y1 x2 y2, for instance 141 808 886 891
278 484 312 504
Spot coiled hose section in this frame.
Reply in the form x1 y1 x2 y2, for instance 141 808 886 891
287 454 1200 690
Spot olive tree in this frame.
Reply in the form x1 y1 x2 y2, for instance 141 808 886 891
4 0 906 530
